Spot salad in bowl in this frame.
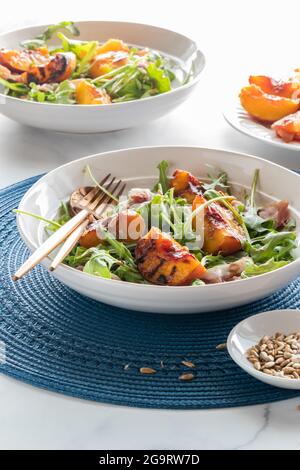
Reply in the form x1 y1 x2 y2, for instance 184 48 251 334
16 147 300 312
0 21 180 105
0 21 204 132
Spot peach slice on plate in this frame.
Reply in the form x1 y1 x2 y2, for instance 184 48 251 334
249 75 300 99
272 111 300 142
239 84 299 123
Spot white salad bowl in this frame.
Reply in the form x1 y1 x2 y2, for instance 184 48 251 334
16 146 300 314
227 309 300 389
0 21 205 133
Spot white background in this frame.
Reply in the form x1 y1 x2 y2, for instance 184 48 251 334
0 0 300 450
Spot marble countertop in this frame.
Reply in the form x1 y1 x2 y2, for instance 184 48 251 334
0 0 300 450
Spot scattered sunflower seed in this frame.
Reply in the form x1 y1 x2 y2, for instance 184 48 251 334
181 360 196 368
124 364 130 371
216 343 227 350
140 367 157 375
179 373 195 381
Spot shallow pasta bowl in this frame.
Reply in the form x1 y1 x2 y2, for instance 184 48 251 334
0 21 205 133
16 146 300 314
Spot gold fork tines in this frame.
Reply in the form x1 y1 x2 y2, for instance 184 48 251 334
13 174 126 280
49 179 126 272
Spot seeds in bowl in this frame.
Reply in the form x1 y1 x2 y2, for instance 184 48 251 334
247 332 300 379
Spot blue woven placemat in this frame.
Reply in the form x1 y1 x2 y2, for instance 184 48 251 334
0 175 300 409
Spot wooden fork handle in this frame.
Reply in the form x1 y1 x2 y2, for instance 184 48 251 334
49 219 89 272
12 209 89 281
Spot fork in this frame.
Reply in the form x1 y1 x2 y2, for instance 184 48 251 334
12 174 126 281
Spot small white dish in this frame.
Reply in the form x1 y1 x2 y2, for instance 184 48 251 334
227 309 300 389
16 146 300 314
0 21 205 133
224 102 300 151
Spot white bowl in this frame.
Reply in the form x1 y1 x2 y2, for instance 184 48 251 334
227 309 300 389
16 146 300 314
0 21 205 133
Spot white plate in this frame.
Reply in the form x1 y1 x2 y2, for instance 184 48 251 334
227 309 300 389
224 102 300 151
16 146 300 314
0 21 205 133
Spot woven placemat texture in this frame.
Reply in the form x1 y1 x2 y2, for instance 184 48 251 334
0 175 299 409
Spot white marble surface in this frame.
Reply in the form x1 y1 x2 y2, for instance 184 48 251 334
0 0 300 450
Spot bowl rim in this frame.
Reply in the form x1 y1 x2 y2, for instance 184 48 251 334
227 308 300 384
0 20 205 109
17 145 300 290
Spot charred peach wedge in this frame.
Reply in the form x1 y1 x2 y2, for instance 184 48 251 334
0 48 50 72
31 52 77 84
0 49 76 84
79 222 103 248
249 75 300 99
170 169 203 203
192 195 245 256
89 51 129 78
75 80 111 105
135 227 206 286
95 39 129 55
271 111 300 142
239 84 299 123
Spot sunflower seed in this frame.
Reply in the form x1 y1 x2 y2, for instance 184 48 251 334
247 331 300 380
179 373 195 381
140 367 157 374
181 360 196 368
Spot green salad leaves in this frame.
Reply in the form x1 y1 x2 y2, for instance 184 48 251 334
13 162 298 285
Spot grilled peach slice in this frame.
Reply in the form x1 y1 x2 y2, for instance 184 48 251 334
96 39 129 55
239 84 299 123
79 210 145 248
0 49 76 84
107 210 145 243
79 222 103 248
0 48 50 72
135 227 206 286
0 64 27 83
249 75 300 99
192 195 245 256
271 111 300 142
28 52 77 84
170 169 203 203
89 51 129 78
75 80 111 104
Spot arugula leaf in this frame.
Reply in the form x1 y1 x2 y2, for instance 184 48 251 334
245 231 297 263
114 265 146 283
146 63 171 93
241 258 290 278
153 160 169 194
83 250 119 279
101 228 136 266
191 279 205 286
21 21 80 49
57 33 98 75
56 201 71 225
0 78 29 94
201 254 227 268
29 81 76 104
241 169 268 234
13 209 61 231
202 171 229 193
